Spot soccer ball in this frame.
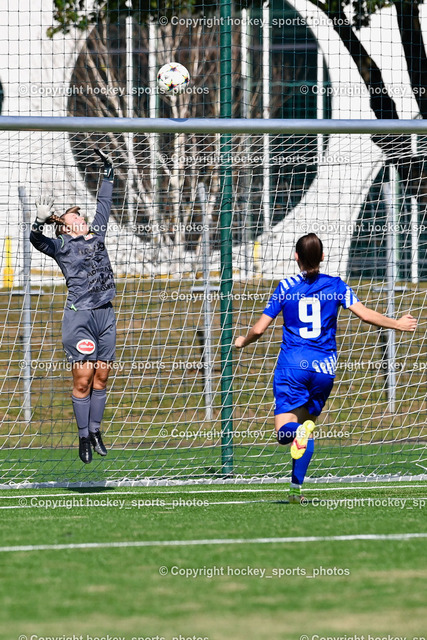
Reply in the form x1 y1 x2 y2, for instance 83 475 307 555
157 62 190 94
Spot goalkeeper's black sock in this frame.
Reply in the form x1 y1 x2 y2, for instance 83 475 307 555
89 388 107 433
72 394 91 438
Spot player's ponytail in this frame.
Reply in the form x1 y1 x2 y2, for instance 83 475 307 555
296 233 323 280
45 206 81 236
45 213 70 237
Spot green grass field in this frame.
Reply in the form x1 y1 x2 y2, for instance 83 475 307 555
0 441 426 486
1 279 426 637
1 481 426 640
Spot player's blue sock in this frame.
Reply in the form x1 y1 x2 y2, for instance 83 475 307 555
89 388 107 433
292 437 315 485
277 422 300 445
72 394 91 438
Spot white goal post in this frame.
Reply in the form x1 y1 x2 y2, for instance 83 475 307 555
0 116 426 489
1 115 427 133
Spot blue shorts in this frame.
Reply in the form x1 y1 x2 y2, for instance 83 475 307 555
62 302 116 363
273 367 334 417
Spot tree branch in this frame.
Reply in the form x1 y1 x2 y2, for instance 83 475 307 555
395 0 427 119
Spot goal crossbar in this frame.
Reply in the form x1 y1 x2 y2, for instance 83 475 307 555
1 116 427 134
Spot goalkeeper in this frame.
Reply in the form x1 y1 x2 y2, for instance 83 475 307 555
30 150 116 464
235 233 417 503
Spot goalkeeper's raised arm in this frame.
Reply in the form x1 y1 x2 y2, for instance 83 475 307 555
89 147 114 239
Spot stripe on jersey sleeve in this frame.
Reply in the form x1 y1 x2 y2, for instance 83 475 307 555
344 286 359 309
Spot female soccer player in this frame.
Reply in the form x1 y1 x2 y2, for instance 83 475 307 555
30 150 116 464
235 233 417 502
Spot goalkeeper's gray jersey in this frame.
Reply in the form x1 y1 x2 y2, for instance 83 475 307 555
30 180 116 311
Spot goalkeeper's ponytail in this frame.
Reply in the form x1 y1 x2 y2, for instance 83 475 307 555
45 213 70 237
46 206 81 236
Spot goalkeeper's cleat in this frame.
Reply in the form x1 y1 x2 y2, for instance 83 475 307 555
79 436 92 464
90 430 107 456
290 420 316 460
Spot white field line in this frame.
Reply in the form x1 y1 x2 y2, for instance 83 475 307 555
1 533 427 553
0 483 426 501
2 496 427 510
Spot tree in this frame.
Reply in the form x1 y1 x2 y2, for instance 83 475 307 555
307 0 427 278
50 0 427 274
47 0 220 38
67 17 223 272
49 0 317 273
308 0 427 200
51 0 427 164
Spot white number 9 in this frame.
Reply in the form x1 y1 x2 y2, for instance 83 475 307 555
298 297 321 339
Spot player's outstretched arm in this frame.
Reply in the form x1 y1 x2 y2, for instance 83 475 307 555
349 301 417 332
90 148 114 237
34 195 55 228
30 195 59 257
94 147 114 182
234 314 274 348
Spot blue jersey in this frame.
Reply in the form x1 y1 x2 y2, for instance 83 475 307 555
263 273 359 376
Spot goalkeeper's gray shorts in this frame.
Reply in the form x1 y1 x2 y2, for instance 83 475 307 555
62 302 116 363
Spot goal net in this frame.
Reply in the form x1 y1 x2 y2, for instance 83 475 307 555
0 120 426 487
1 0 427 486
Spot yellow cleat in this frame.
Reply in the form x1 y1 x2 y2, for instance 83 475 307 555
288 485 307 504
290 420 316 460
289 493 304 504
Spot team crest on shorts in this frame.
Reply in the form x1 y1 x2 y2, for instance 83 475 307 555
76 339 96 355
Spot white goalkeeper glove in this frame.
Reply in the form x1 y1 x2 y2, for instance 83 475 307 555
35 195 55 224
